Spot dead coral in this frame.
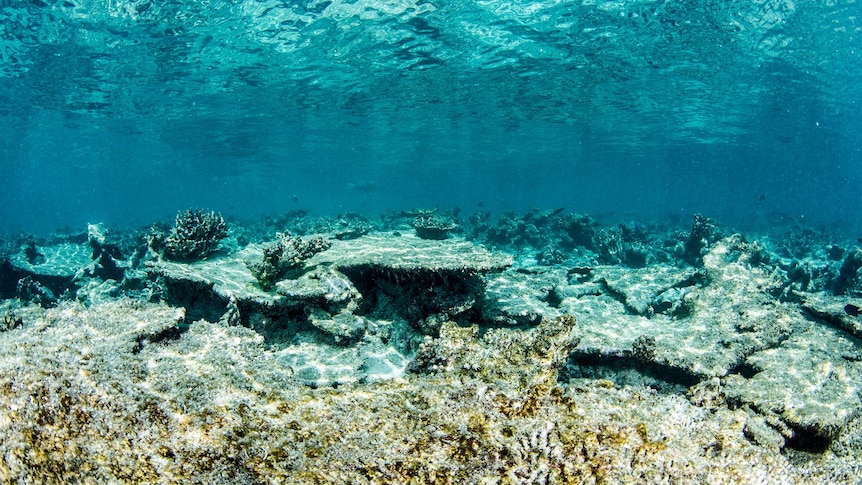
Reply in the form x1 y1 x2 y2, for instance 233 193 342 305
409 314 579 387
412 215 458 240
329 215 373 240
158 209 228 262
682 214 722 264
0 312 22 332
833 248 862 296
246 232 331 289
16 276 57 308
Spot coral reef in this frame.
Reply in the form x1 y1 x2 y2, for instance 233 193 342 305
683 213 723 264
329 214 373 240
464 210 687 268
0 299 848 484
411 214 458 240
0 226 148 306
409 314 580 384
833 247 862 296
536 244 567 265
22 238 45 265
246 232 332 289
157 209 228 262
594 225 650 267
313 233 511 334
15 276 57 308
3 210 862 483
558 213 598 249
483 211 549 248
147 231 510 383
86 223 126 281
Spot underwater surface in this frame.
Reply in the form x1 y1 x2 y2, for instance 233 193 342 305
0 0 860 233
2 1 862 483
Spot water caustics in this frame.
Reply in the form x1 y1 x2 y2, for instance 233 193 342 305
3 3 862 482
2 0 858 144
0 0 860 233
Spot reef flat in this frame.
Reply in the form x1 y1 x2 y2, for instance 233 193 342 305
1 210 861 483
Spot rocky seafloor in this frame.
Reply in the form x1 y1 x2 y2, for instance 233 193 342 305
1 209 862 484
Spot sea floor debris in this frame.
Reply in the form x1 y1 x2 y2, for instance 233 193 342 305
1 210 861 483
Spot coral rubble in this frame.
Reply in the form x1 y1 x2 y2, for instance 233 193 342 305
1 210 862 483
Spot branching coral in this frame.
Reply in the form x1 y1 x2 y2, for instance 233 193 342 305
1 312 23 332
246 232 331 289
159 209 228 262
683 214 722 264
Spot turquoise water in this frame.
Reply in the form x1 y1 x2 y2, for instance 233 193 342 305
1 0 860 233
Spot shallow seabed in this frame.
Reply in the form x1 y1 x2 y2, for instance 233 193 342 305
1 210 862 484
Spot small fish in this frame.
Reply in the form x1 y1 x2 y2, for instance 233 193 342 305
845 304 861 317
291 194 299 203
